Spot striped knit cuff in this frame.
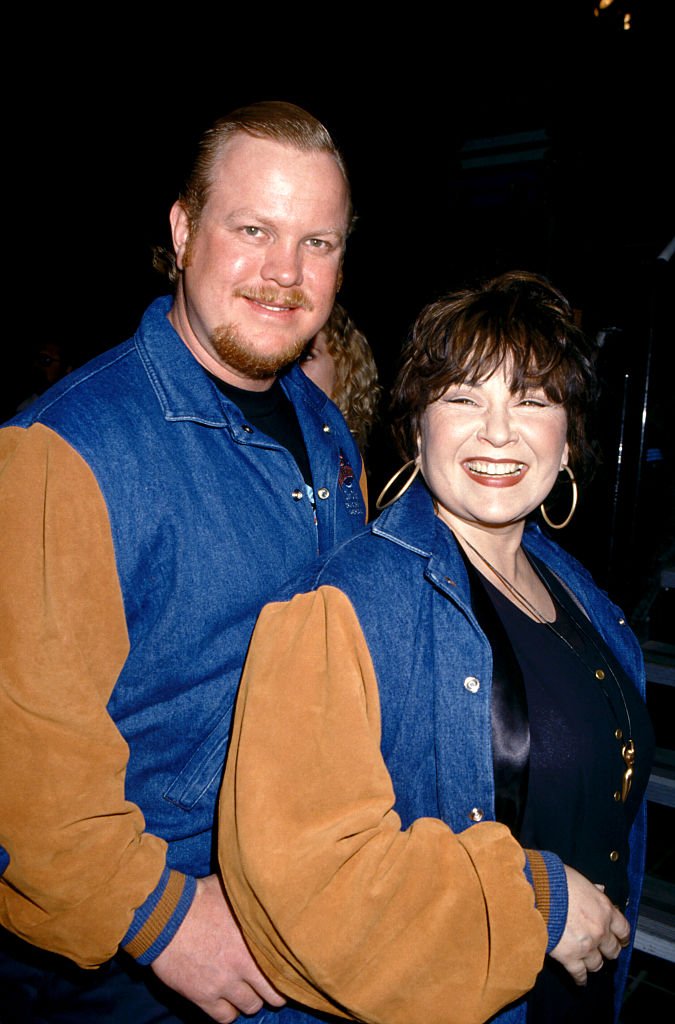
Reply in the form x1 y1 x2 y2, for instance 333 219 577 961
524 849 568 953
121 867 197 965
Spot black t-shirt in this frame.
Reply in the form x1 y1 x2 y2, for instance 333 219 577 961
211 376 313 488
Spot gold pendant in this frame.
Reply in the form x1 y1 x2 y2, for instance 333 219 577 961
621 739 635 803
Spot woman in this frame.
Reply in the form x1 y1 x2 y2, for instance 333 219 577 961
219 272 654 1024
300 301 382 451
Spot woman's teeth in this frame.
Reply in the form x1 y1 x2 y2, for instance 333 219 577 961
465 461 525 476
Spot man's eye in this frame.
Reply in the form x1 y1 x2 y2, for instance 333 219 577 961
306 238 329 249
242 226 263 237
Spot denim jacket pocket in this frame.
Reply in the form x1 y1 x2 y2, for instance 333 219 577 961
163 704 234 811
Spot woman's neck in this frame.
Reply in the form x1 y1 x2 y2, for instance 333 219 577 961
437 511 526 579
438 512 556 622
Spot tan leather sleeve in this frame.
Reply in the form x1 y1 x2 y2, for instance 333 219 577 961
0 424 170 967
219 585 548 1024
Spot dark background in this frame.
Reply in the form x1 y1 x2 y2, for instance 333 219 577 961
5 0 673 621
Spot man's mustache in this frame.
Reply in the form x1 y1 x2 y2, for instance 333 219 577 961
234 287 314 311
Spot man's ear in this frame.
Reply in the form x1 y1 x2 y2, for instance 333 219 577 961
169 201 191 270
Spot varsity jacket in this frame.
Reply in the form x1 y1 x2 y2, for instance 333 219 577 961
0 296 366 967
220 479 647 1024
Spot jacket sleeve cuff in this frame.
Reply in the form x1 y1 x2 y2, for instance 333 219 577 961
524 850 568 953
120 868 197 965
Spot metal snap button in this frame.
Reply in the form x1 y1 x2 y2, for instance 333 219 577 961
291 489 303 501
322 424 331 433
610 850 620 862
469 807 484 822
241 424 253 433
463 676 480 693
317 488 330 500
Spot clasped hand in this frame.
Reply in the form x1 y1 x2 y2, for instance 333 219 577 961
550 865 631 986
152 873 286 1022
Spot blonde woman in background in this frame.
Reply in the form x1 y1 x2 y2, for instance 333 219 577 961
301 301 381 452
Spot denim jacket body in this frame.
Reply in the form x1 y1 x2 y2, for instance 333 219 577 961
271 479 646 1024
7 296 365 884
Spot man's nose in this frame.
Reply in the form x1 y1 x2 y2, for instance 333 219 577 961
260 241 303 288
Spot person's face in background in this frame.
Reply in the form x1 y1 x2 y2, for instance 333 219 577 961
300 329 337 398
32 343 70 391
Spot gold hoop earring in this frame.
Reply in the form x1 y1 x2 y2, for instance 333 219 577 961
540 464 578 529
376 460 420 510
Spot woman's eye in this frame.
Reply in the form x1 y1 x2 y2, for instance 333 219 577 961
518 396 548 407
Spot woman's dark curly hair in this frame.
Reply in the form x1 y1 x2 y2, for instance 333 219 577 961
391 270 599 479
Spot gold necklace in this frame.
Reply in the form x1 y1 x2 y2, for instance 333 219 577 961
458 532 636 803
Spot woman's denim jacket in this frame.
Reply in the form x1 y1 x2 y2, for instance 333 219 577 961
271 478 647 1024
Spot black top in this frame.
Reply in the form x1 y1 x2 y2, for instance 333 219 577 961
211 376 313 488
464 554 654 1023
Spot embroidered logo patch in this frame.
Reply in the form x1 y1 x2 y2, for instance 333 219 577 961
338 451 362 516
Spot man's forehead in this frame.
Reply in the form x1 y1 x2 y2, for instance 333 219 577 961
214 134 343 181
208 135 349 217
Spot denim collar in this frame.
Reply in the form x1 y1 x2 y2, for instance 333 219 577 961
371 477 631 659
372 477 589 603
135 296 331 429
371 481 475 614
371 478 438 558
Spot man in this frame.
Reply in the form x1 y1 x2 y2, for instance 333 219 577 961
0 101 366 1023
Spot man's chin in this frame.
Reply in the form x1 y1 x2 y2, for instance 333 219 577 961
210 326 308 380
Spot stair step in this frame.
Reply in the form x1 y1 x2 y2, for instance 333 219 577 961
660 565 675 589
646 749 675 808
635 876 675 962
643 641 675 688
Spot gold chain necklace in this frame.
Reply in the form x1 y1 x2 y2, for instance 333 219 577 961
458 532 636 803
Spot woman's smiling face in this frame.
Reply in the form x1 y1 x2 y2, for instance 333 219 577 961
418 364 569 536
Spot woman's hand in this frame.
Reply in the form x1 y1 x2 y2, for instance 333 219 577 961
549 865 630 985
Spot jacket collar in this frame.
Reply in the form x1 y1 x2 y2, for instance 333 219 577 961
371 478 438 558
134 296 331 428
370 478 641 687
371 478 599 612
371 481 474 612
